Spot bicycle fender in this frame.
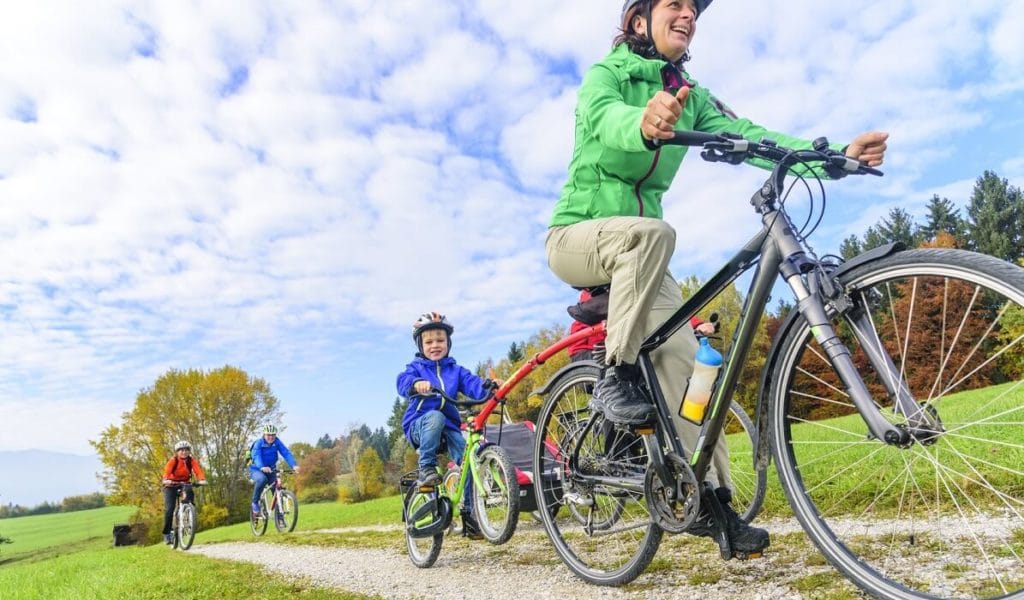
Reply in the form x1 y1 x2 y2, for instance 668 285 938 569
830 242 904 279
532 361 602 396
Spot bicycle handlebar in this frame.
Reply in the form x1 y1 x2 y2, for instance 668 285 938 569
409 386 497 410
652 130 883 178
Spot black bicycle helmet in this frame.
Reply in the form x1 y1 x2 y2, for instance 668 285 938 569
412 311 454 352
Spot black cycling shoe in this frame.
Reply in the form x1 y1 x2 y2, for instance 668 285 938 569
687 486 770 556
596 364 655 425
461 511 484 541
418 467 441 487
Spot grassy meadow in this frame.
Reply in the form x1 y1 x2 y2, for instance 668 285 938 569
0 383 1018 598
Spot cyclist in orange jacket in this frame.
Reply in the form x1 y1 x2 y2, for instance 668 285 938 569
160 440 207 544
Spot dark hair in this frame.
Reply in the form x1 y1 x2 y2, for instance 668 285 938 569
612 0 691 64
612 0 652 55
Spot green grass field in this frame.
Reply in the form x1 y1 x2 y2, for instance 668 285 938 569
0 505 137 561
0 501 397 599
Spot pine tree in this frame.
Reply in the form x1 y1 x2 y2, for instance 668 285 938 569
839 235 861 260
917 194 965 245
966 171 1024 262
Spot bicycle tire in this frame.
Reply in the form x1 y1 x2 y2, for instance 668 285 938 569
533 364 662 586
442 466 463 536
723 400 767 523
404 486 443 568
250 497 268 537
275 490 299 533
769 248 1024 599
472 445 520 544
171 507 180 549
178 504 196 550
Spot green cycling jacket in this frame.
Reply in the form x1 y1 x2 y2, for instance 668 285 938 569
551 44 837 226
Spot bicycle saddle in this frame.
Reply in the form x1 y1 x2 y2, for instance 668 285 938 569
568 286 609 325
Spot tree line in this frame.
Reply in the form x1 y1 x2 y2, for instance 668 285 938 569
0 493 106 519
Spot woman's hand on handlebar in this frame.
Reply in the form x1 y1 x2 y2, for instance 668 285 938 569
642 87 690 142
845 131 889 167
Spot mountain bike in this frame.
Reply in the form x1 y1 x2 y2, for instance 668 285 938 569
166 481 204 551
402 388 520 568
529 131 1024 599
250 469 298 536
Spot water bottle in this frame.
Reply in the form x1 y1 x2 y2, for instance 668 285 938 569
680 336 723 424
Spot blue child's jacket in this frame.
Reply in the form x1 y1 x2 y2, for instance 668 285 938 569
397 355 491 443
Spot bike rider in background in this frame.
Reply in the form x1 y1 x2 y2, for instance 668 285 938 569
545 0 888 555
161 440 207 544
250 424 299 515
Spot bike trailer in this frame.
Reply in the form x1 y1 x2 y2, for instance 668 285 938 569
483 421 559 514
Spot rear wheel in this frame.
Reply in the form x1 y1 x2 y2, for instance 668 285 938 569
471 445 520 544
275 490 298 533
723 401 767 523
770 248 1024 599
443 466 463 536
534 364 662 586
404 487 443 568
178 504 196 550
250 497 268 537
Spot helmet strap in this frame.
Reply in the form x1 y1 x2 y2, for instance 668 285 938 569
639 1 691 66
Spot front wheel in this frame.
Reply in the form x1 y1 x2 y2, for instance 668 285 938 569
533 364 662 586
250 497 268 537
769 248 1024 599
274 490 298 533
471 445 520 544
178 504 196 550
404 487 443 568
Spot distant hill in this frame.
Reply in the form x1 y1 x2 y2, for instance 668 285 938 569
0 450 104 507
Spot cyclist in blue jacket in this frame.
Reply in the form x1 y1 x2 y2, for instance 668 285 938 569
249 424 299 515
397 311 500 539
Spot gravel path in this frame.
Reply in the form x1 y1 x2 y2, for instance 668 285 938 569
192 519 837 600
191 513 1022 599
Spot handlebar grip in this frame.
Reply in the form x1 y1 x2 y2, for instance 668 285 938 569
652 130 723 148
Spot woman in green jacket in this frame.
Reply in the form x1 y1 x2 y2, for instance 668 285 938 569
546 0 888 554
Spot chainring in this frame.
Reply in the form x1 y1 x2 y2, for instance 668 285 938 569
644 452 700 534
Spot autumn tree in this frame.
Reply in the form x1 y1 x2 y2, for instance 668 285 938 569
354 446 385 500
490 325 570 423
92 366 279 539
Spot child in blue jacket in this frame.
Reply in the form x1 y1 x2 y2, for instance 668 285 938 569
397 311 498 539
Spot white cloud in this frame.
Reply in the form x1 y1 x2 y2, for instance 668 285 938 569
0 1 1022 453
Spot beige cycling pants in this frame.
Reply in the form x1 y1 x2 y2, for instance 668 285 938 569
546 217 732 489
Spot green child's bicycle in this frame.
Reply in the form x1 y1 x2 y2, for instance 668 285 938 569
401 388 520 568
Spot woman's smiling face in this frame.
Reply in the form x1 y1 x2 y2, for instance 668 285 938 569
640 0 697 63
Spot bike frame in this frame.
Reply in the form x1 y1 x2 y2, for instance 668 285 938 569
493 149 934 491
441 394 509 505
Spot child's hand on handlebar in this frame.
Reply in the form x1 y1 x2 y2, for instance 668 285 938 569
413 380 432 395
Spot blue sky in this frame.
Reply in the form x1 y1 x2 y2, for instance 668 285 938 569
1 1 1022 458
